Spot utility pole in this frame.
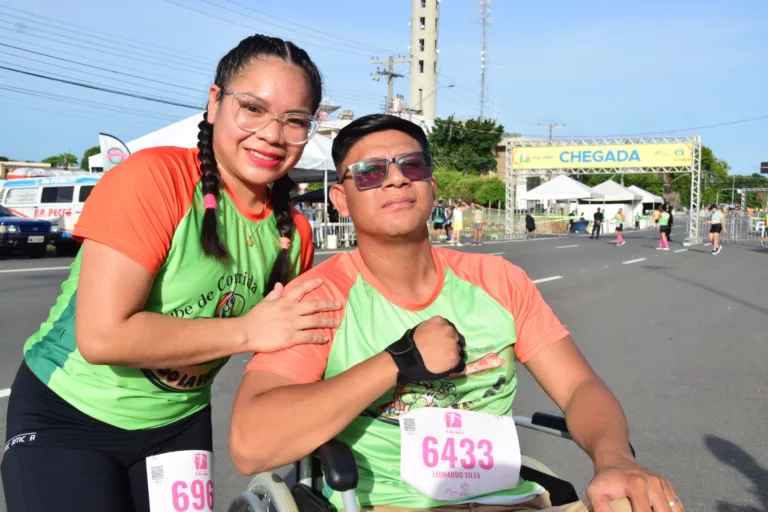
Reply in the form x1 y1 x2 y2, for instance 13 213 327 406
538 123 566 141
371 56 410 114
478 0 490 122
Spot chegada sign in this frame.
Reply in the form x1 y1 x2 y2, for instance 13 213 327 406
513 143 693 170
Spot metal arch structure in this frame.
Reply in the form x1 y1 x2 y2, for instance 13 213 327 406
505 136 703 245
739 188 768 212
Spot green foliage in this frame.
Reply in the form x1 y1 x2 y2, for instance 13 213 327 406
433 166 505 205
0 156 9 162
429 116 504 174
81 146 101 170
41 153 78 167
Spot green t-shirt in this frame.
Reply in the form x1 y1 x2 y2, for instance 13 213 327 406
248 248 570 509
23 147 313 430
659 212 670 226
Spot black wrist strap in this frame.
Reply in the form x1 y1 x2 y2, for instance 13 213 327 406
385 328 422 382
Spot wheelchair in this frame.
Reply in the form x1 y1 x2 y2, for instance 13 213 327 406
228 411 636 512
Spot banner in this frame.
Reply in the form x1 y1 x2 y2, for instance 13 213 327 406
98 133 131 172
512 143 693 170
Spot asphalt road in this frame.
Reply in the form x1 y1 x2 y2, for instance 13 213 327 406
1 226 766 511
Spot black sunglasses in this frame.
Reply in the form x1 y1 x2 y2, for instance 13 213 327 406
341 151 433 191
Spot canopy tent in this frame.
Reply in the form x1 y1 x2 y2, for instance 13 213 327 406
88 113 337 183
521 174 604 201
627 185 664 204
592 180 642 202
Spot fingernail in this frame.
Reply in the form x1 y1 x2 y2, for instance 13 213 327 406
334 301 341 308
315 278 323 284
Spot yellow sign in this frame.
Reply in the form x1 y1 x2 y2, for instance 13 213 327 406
512 143 693 170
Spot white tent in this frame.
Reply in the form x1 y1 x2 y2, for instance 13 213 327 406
628 185 663 204
521 174 604 201
592 180 642 202
88 113 336 182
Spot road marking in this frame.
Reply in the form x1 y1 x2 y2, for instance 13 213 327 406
704 243 712 246
0 266 70 275
489 252 505 255
533 276 563 284
674 249 688 253
622 258 646 265
556 244 579 249
0 388 10 399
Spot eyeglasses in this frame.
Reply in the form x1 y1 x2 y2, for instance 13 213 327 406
224 90 319 145
341 151 433 191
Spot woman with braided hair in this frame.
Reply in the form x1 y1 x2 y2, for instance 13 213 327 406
2 35 339 512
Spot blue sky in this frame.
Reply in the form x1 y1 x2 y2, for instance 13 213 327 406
0 0 766 174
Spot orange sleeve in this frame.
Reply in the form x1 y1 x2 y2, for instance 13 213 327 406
502 261 569 363
73 147 200 275
290 207 315 274
245 255 355 383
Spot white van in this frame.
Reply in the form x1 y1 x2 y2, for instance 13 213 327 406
0 176 101 255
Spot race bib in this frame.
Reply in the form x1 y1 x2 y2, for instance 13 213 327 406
399 408 521 501
146 450 214 512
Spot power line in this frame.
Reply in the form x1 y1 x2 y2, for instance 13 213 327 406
163 0 372 58
0 65 201 110
0 11 214 70
536 114 768 139
0 85 185 122
0 41 205 89
204 0 396 56
0 49 204 99
0 23 211 77
0 4 219 64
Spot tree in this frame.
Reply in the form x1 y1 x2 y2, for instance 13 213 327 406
0 156 9 162
429 116 504 174
42 153 78 168
81 146 100 170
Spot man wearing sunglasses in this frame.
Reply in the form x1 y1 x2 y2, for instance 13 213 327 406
231 115 683 512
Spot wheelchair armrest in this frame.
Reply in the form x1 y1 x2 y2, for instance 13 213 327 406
525 411 637 459
532 411 569 434
312 439 359 492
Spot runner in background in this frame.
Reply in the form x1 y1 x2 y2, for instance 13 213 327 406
590 208 603 240
615 208 626 246
471 202 485 246
634 212 641 230
430 199 446 243
1 34 339 512
707 204 724 255
761 208 768 248
657 206 671 250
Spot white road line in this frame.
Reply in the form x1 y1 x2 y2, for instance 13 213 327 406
489 252 505 255
622 258 647 265
533 276 563 284
674 249 688 253
556 244 579 249
0 266 70 275
0 388 10 399
704 243 712 246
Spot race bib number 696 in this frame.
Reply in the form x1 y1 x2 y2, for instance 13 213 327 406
400 408 521 501
146 450 214 512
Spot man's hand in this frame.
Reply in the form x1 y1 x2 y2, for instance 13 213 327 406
587 456 684 512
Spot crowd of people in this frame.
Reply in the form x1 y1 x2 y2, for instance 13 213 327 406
2 34 684 512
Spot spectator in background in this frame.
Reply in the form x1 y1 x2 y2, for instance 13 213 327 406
431 199 446 243
590 208 603 240
525 212 536 239
443 204 453 243
471 202 485 246
634 212 641 230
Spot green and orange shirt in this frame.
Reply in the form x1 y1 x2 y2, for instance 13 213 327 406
23 146 314 430
247 247 569 509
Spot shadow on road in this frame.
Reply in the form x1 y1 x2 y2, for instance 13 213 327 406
704 434 768 512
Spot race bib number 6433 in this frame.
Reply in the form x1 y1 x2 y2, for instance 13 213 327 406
399 408 521 501
146 450 214 512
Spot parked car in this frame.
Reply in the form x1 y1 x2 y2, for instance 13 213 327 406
0 175 100 256
0 204 60 258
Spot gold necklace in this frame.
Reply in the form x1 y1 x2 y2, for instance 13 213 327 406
236 188 269 247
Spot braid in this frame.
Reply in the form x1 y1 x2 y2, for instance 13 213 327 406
264 174 296 294
197 111 227 259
